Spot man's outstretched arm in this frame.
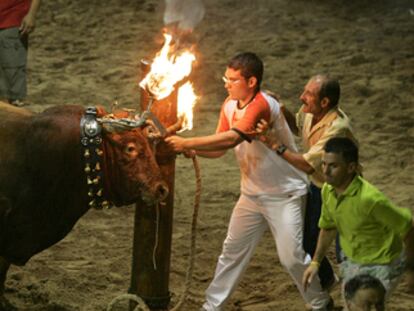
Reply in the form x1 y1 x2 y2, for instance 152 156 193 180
165 130 243 153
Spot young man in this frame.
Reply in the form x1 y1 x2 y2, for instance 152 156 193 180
0 0 41 107
257 75 358 289
166 52 332 311
302 137 414 307
344 274 386 311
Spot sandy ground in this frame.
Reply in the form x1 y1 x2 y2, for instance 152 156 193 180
2 0 414 310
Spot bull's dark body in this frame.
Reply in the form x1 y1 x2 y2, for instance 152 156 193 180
0 105 89 265
0 103 167 296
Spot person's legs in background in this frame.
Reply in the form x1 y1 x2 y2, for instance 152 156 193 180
0 28 28 107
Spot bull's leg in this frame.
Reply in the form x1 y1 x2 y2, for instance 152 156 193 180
0 257 9 295
0 196 11 296
0 257 15 311
0 197 11 307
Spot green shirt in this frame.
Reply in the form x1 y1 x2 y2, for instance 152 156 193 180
319 175 412 264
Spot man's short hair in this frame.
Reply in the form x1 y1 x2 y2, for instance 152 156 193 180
227 52 263 90
344 274 386 302
324 137 359 164
313 75 340 108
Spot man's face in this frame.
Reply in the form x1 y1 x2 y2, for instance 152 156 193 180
322 152 355 189
346 287 385 311
223 68 252 101
300 79 324 116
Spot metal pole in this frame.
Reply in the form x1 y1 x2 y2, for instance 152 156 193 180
129 60 177 310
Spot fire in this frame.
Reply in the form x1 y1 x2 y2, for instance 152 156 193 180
177 81 197 131
140 33 198 131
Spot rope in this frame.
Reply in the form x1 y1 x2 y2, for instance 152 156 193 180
170 154 201 311
106 293 150 311
107 154 201 311
152 202 161 270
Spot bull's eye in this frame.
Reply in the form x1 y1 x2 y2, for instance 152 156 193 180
125 143 138 158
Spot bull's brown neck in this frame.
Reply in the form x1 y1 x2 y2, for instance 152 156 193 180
80 107 113 209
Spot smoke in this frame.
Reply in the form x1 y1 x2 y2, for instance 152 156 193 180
164 0 205 31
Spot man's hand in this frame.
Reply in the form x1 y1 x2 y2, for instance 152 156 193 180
20 13 36 35
255 119 280 150
165 135 187 153
302 262 319 292
255 118 270 135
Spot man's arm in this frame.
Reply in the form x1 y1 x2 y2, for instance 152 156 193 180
165 130 243 153
20 0 41 34
29 0 41 14
302 228 337 291
279 149 315 174
256 119 315 174
193 150 227 158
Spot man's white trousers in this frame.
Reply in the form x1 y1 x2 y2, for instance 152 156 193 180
202 193 330 310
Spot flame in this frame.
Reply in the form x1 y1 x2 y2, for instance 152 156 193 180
177 82 197 131
140 33 195 100
140 33 198 131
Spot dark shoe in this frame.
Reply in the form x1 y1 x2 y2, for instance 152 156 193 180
322 273 340 292
326 297 334 311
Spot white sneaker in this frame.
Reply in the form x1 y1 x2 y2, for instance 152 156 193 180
306 297 334 311
314 297 334 311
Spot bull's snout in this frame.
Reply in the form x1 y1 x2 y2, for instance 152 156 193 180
155 181 169 202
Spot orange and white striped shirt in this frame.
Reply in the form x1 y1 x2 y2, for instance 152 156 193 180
217 91 308 196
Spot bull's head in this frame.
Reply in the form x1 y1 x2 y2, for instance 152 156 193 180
101 126 169 206
82 107 169 207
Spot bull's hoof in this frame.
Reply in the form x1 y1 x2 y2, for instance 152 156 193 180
0 296 16 311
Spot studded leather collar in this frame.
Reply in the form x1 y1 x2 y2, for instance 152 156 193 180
80 107 112 209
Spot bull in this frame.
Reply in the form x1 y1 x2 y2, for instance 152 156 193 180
0 102 168 305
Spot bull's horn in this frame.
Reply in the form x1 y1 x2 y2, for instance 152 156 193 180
97 116 147 131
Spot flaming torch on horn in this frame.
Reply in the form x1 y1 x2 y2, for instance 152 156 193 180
138 0 204 136
139 32 199 136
